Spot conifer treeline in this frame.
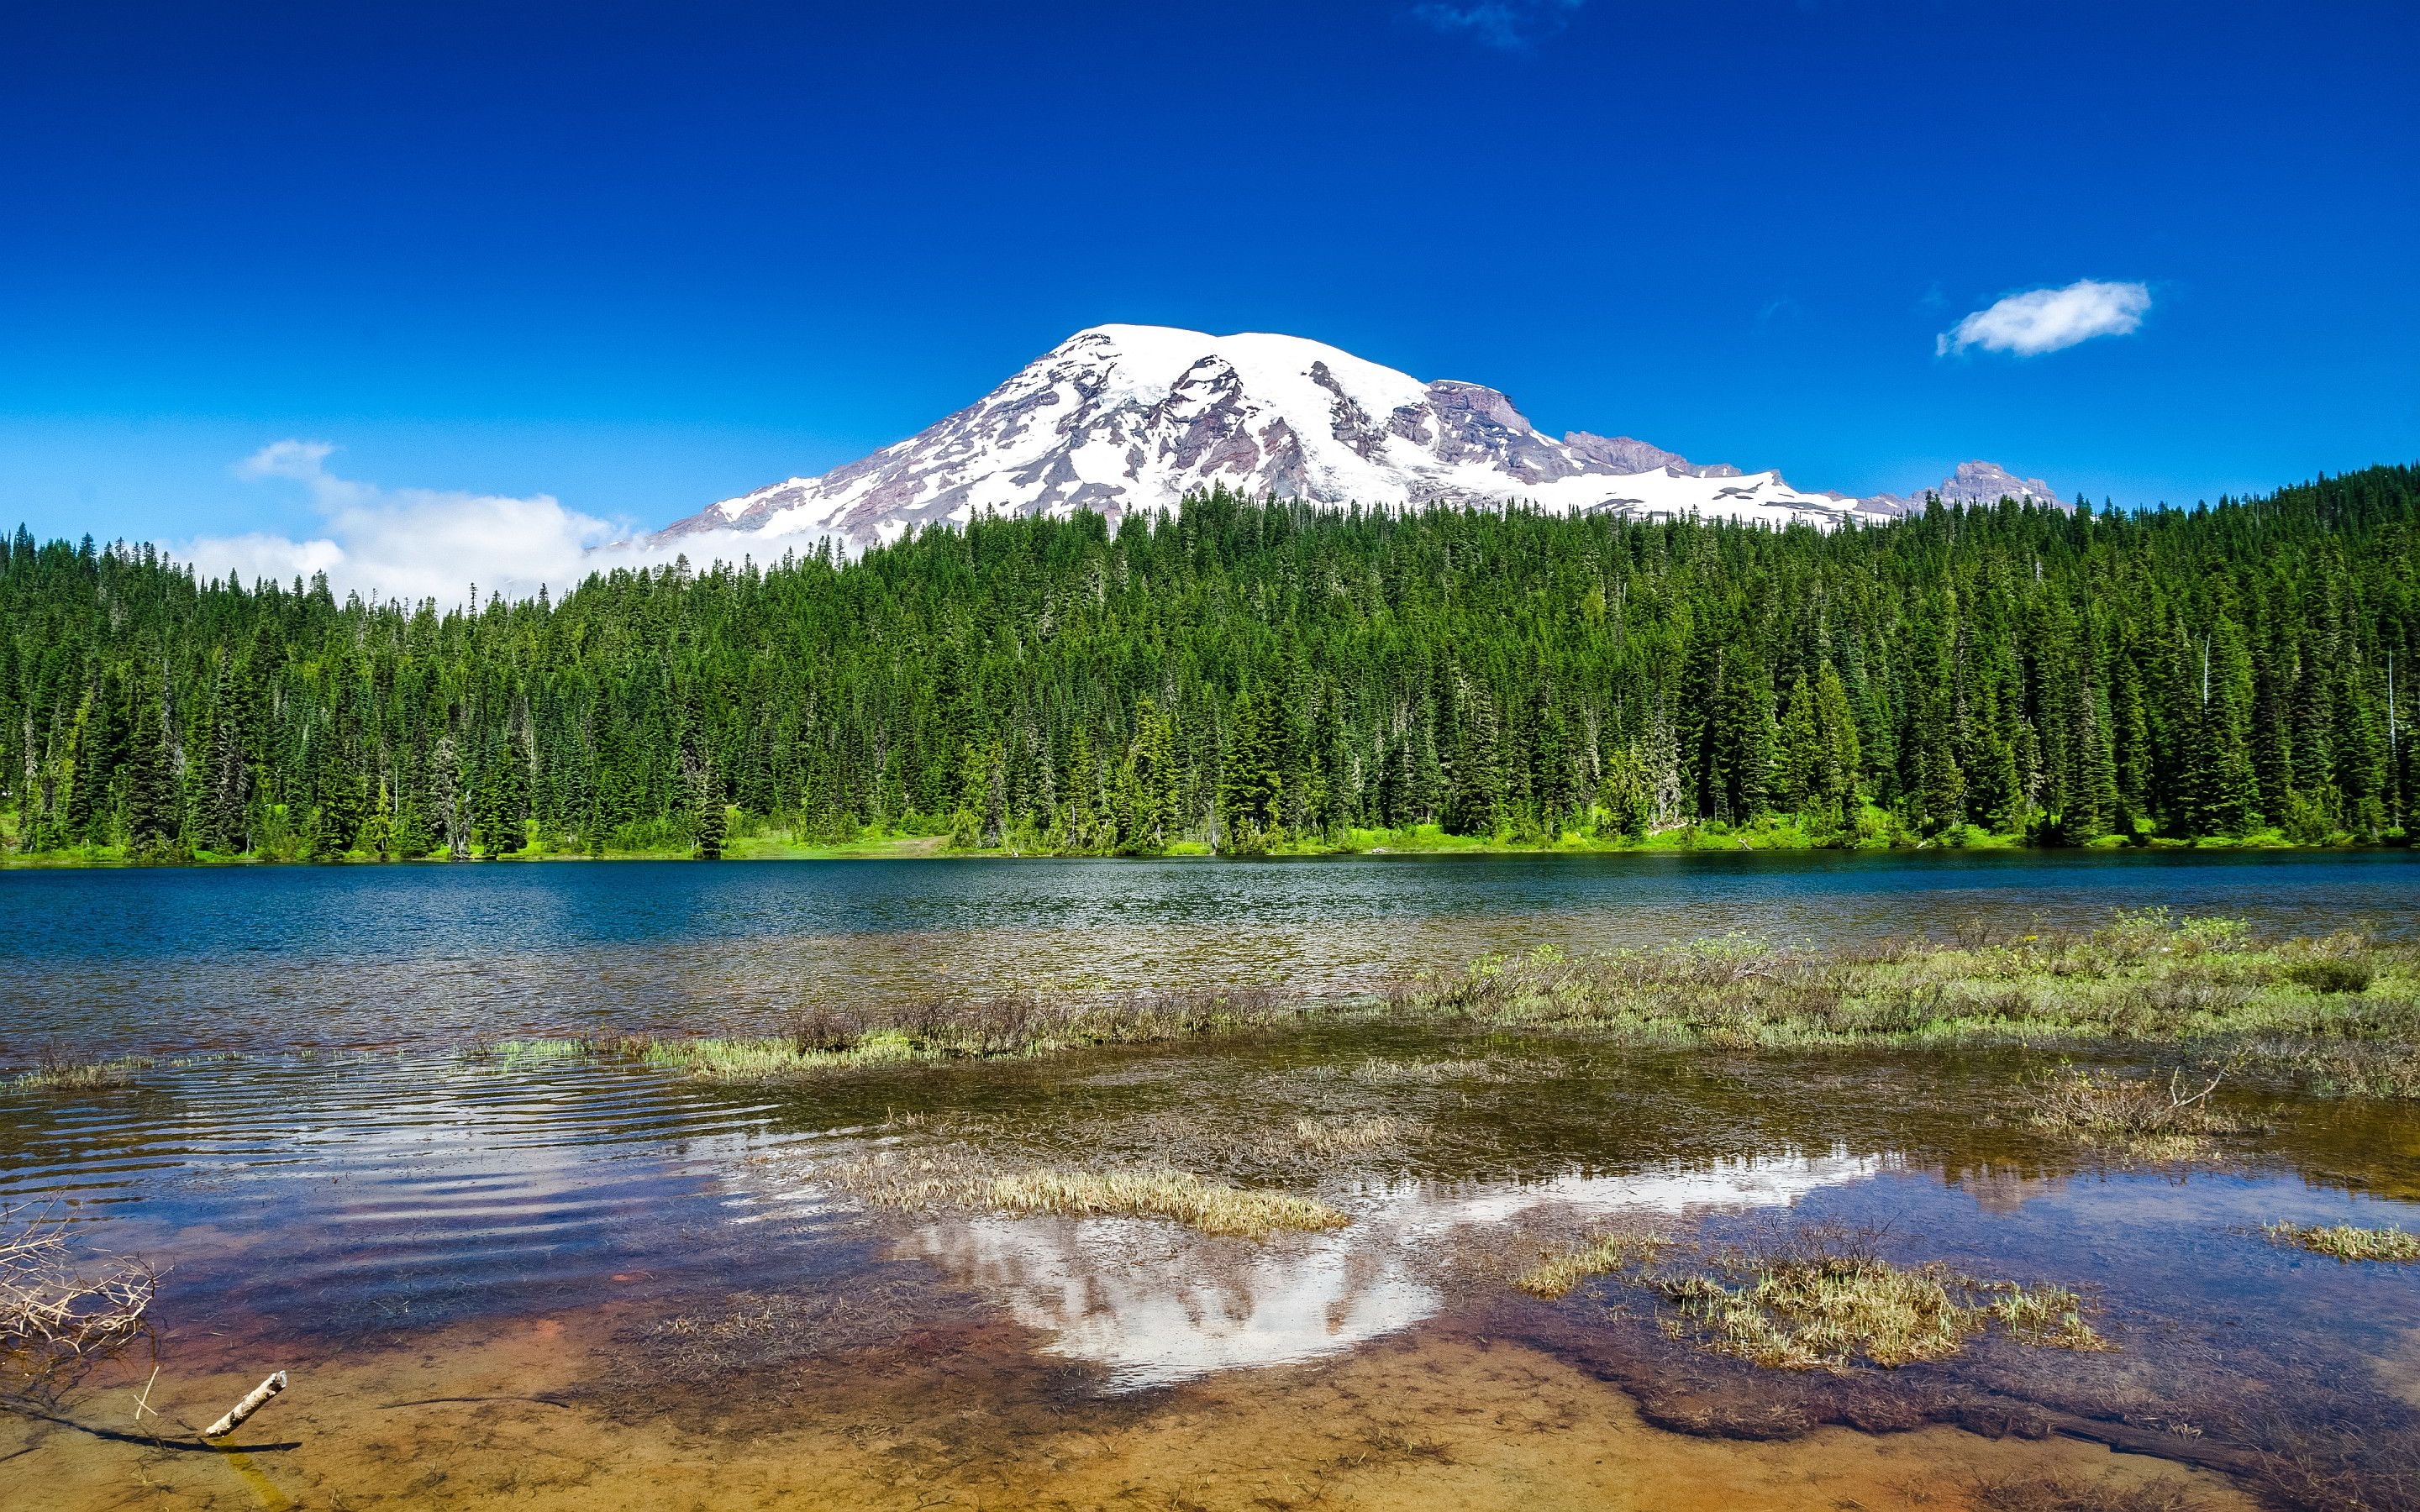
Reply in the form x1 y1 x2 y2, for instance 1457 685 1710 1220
1 465 2413 861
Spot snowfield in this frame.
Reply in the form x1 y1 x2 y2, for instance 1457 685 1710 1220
658 325 2060 549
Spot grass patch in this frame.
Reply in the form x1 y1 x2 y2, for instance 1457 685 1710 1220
825 1147 1347 1240
1656 1233 2106 1371
470 1038 592 1068
1345 1055 1497 1084
1392 912 2420 1095
8 1055 155 1092
1270 1115 1426 1159
470 912 2420 1102
1516 1231 1673 1299
2262 1221 2420 1263
2023 1067 2261 1156
1523 1225 2106 1373
601 986 1302 1083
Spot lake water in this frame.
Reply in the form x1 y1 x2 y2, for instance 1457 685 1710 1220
4 851 2417 1510
4 848 2415 1052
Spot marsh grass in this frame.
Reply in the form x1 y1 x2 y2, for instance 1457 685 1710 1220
544 985 1305 1083
825 1147 1348 1239
1968 1472 2216 1512
8 1054 155 1092
2262 1221 2420 1263
471 912 2420 1101
1271 1115 1427 1159
1657 1239 2104 1372
1527 1225 2105 1373
1344 1056 1499 1084
1396 912 2419 1095
2023 1067 2262 1156
471 1038 591 1068
1516 1231 1674 1299
1343 1054 1565 1086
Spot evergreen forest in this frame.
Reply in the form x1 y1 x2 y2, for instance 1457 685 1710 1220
0 465 2413 864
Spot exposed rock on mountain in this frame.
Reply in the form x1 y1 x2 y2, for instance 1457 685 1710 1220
1863 460 2068 517
660 326 1893 548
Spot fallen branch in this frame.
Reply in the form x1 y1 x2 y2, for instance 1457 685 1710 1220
3 1204 156 1408
203 1372 286 1439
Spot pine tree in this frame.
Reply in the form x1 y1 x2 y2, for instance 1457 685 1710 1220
1812 663 1862 815
1441 675 1502 837
950 738 1003 849
692 765 726 859
1775 674 1824 817
479 731 529 856
314 711 369 853
360 779 394 860
1218 688 1284 852
204 656 251 853
1596 741 1649 839
2185 616 2259 836
1061 727 1101 853
431 732 471 860
123 676 176 858
393 794 433 859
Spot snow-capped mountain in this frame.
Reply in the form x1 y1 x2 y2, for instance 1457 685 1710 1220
1863 460 2067 517
659 325 2063 548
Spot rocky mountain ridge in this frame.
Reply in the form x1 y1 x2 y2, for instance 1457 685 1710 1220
660 326 2062 548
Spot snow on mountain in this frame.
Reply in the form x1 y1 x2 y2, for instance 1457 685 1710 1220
658 325 1898 549
1863 460 2069 517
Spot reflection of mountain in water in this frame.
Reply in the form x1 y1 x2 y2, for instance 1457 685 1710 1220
1943 1160 2071 1215
918 1217 1434 1389
910 1149 1889 1389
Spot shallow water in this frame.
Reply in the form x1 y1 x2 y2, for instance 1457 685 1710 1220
5 853 2419 1509
4 849 2416 1053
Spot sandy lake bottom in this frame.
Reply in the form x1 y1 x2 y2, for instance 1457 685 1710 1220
8 1021 2419 1511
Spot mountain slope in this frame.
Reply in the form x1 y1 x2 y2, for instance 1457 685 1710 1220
660 325 1899 547
1863 460 2068 517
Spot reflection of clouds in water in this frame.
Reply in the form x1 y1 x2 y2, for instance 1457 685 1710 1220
912 1148 1887 1389
1400 1149 1892 1232
919 1218 1434 1389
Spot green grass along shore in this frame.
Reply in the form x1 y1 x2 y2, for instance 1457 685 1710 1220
2 806 2402 868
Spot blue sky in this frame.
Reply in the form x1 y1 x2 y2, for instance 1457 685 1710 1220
3 0 2415 553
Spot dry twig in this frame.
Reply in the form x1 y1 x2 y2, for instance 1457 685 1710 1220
2 1204 156 1409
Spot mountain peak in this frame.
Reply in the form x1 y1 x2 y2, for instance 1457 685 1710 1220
1863 460 2069 516
660 329 1918 546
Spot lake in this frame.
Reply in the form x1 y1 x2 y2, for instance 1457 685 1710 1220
4 851 2417 1510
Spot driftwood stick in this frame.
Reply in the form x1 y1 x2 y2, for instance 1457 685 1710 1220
203 1372 287 1438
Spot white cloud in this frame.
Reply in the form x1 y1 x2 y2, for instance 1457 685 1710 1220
1937 278 2151 357
182 442 808 605
1410 0 1582 49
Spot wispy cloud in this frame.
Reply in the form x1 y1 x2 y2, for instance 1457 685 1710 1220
184 441 804 605
1937 278 2151 357
1410 0 1583 50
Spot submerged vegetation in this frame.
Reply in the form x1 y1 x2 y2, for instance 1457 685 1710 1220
824 1147 1348 1240
2263 1221 2420 1263
1967 1473 2217 1512
469 913 2417 1111
1516 1231 1674 1299
7 1054 155 1092
1266 1114 1427 1159
1525 1225 2104 1373
1 1206 154 1408
1402 911 2420 1090
541 986 1301 1083
2 464 2416 864
2021 1067 2261 1156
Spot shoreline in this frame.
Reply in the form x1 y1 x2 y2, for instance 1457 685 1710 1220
1 827 2409 870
